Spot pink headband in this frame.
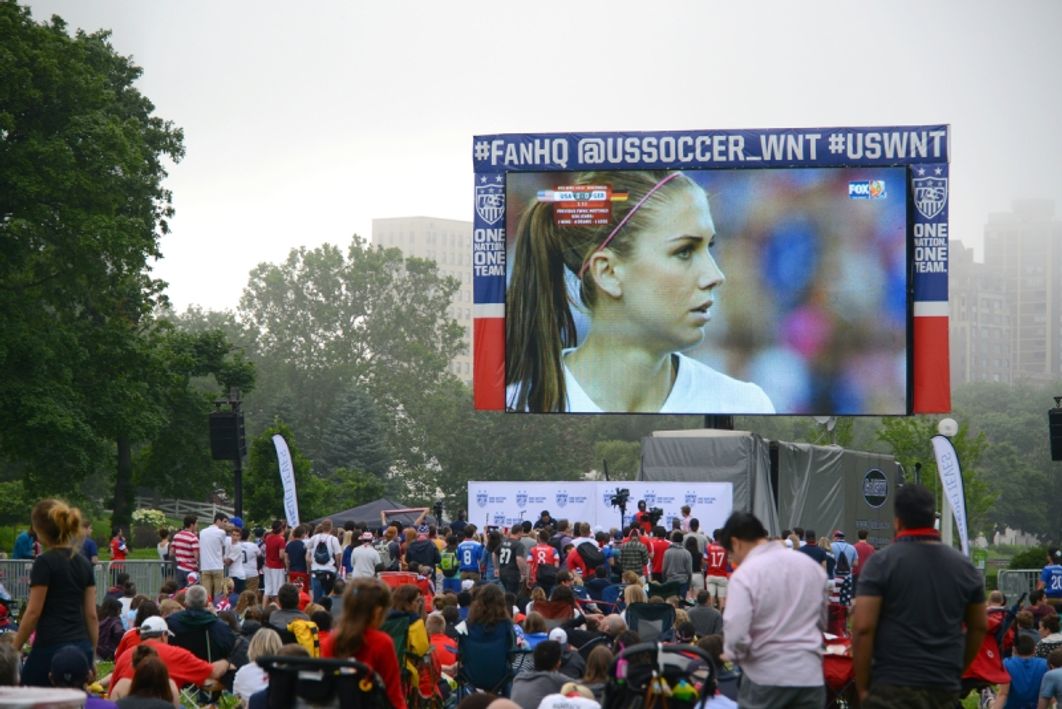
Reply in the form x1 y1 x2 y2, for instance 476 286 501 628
576 172 681 279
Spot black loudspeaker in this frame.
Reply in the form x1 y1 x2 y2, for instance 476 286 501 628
1050 408 1062 462
209 411 245 461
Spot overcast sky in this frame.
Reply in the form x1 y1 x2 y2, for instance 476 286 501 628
24 0 1062 313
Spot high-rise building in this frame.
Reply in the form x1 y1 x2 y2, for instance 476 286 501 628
372 217 473 383
982 200 1062 383
949 241 1011 384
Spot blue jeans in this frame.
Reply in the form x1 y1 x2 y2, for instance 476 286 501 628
23 640 93 687
311 571 336 602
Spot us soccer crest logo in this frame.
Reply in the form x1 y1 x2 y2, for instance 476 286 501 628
476 491 488 508
475 182 505 225
556 492 568 508
516 491 528 509
494 513 506 525
913 176 948 220
644 492 656 507
684 491 697 507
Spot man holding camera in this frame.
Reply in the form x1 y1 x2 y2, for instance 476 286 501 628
633 500 655 534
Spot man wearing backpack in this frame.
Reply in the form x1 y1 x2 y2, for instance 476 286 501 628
528 530 560 596
305 519 342 603
439 535 462 593
830 530 857 581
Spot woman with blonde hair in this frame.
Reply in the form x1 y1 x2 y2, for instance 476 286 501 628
506 169 773 413
620 583 647 627
13 498 97 686
232 627 282 703
581 645 613 701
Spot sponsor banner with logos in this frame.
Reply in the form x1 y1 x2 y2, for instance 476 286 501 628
468 481 733 534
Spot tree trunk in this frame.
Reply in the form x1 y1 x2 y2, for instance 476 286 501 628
112 435 134 530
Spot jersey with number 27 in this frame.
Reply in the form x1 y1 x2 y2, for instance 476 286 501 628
705 543 730 578
1043 564 1062 598
457 540 484 573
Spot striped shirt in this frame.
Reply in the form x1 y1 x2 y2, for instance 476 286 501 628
171 529 199 572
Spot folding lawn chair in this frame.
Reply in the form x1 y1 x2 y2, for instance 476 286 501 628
256 654 389 708
456 622 518 698
624 602 676 643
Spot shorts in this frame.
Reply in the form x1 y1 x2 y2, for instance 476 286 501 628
707 575 729 599
264 567 286 597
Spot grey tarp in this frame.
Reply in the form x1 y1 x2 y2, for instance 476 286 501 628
309 498 427 529
775 442 899 548
638 430 780 535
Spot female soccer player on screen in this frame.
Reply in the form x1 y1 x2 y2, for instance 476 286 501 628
505 170 774 414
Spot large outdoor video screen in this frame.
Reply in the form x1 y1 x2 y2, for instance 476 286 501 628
472 126 952 416
503 167 909 415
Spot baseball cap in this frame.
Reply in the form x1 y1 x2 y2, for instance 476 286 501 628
139 615 173 638
50 645 91 686
548 627 568 645
229 516 244 529
461 579 475 591
833 529 845 538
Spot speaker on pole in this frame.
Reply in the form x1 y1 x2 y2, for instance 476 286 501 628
1050 404 1062 462
209 411 245 461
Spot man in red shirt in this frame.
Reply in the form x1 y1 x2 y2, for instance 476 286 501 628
853 529 876 580
169 516 199 588
705 528 730 610
263 519 288 605
528 530 559 592
110 616 230 696
648 526 671 583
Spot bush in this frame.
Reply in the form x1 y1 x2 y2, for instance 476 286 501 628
1009 546 1049 570
131 508 168 529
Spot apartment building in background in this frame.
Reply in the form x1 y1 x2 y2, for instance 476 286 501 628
372 216 473 383
951 199 1062 385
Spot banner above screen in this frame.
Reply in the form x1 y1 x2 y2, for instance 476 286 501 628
473 126 950 415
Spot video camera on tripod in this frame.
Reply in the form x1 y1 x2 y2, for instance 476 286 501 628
609 488 631 508
646 507 664 525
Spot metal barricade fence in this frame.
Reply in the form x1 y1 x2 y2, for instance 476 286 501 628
94 559 178 604
997 568 1040 602
0 558 177 609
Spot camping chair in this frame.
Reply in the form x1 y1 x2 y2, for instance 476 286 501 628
597 583 624 613
532 599 577 630
624 602 676 643
577 635 610 661
602 642 714 709
647 579 682 601
379 571 435 612
456 622 517 698
256 654 389 709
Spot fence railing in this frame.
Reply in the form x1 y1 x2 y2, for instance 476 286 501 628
133 496 234 525
997 568 1040 602
0 558 177 609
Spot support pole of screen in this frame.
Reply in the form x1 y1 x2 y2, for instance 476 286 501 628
704 415 734 430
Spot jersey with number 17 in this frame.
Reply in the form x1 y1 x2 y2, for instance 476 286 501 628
457 539 485 573
705 543 730 578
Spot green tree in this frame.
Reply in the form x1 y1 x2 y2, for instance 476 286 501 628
0 3 183 513
244 420 329 524
134 326 255 500
592 440 641 480
877 416 996 538
316 387 391 479
237 238 464 482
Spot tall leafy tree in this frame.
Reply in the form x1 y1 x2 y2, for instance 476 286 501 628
237 238 464 478
0 3 183 516
244 420 327 524
316 386 391 479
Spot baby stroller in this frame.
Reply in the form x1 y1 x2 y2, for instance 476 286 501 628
602 642 715 709
256 655 390 708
